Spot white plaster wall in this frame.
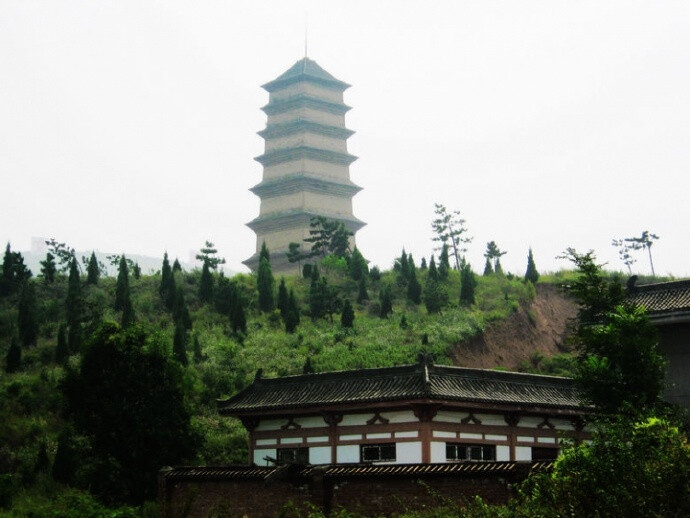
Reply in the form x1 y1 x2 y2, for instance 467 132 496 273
430 441 447 463
537 437 556 444
432 430 456 439
336 445 360 463
396 442 422 464
496 445 511 461
254 448 277 466
515 447 532 461
307 436 329 443
339 434 362 441
256 419 287 432
519 417 543 428
517 436 535 443
309 446 332 465
395 431 418 439
434 410 463 423
268 109 345 127
475 414 508 426
459 432 482 440
366 432 392 440
263 159 351 182
380 410 417 424
551 418 574 431
280 437 303 445
270 83 343 104
293 416 325 429
340 414 370 427
265 133 347 153
256 438 277 446
485 434 508 441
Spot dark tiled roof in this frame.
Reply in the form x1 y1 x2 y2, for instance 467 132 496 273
161 462 553 481
218 360 586 414
263 58 350 91
628 279 690 316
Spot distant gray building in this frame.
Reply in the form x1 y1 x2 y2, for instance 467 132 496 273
243 58 364 274
628 279 690 408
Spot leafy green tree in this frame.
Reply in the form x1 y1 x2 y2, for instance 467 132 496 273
198 261 214 303
356 276 369 304
277 277 288 316
524 248 539 284
61 322 199 503
114 255 130 311
304 216 352 258
484 241 506 273
44 238 75 273
17 280 38 347
438 243 450 279
514 417 690 517
283 289 300 334
257 246 275 313
86 252 100 285
40 252 57 283
195 240 225 270
379 285 393 318
483 257 493 276
55 323 68 364
159 252 172 297
612 239 637 275
172 285 192 330
431 203 472 271
624 230 659 276
369 266 381 282
459 263 477 306
173 322 188 366
348 246 368 281
562 249 665 414
4 338 21 373
286 242 309 275
341 299 355 328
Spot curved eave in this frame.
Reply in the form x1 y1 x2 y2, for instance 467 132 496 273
258 120 355 140
262 95 351 116
255 146 358 167
250 175 363 198
246 210 366 234
262 74 350 93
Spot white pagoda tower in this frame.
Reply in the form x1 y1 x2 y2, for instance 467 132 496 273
243 58 365 274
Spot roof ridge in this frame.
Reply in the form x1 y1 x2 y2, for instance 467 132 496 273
633 279 690 292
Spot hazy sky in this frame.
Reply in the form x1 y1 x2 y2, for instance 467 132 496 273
2 1 689 276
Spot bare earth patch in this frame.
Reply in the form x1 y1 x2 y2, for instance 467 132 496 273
451 284 577 370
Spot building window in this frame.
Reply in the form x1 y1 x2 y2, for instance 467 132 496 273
532 447 558 461
277 447 309 465
446 443 495 461
361 443 396 462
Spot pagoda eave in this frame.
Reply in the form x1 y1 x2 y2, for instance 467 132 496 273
257 120 355 140
254 147 358 167
261 96 352 116
249 175 363 198
262 75 350 93
246 210 366 234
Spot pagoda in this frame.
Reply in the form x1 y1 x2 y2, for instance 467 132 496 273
243 58 365 274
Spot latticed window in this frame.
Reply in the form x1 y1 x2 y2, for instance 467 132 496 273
361 443 396 462
277 447 309 465
446 443 495 461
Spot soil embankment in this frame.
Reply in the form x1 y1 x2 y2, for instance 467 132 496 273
451 284 577 370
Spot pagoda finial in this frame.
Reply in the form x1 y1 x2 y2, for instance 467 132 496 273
304 13 308 59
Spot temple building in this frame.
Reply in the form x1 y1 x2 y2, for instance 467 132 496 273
243 58 365 274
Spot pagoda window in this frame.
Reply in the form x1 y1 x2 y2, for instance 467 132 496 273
360 443 396 462
446 443 495 462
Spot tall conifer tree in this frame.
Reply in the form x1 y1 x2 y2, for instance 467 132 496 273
173 322 188 366
65 259 82 353
17 280 38 347
173 285 192 330
341 299 355 328
460 263 477 306
483 258 493 276
114 255 130 311
407 256 422 305
357 276 369 303
525 248 540 284
160 252 172 297
284 289 300 333
86 252 100 285
230 292 247 335
55 323 68 364
379 285 393 318
5 338 21 373
257 244 275 313
277 277 289 316
439 244 450 279
40 252 57 283
199 261 213 303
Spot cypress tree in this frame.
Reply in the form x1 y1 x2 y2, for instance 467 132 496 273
310 276 327 320
348 247 368 281
302 263 313 279
424 278 448 314
397 248 410 282
400 314 409 329
260 241 270 262
193 334 203 363
0 243 14 296
420 257 427 270
55 323 68 364
439 244 450 279
173 322 188 366
114 255 130 311
428 256 439 281
86 252 100 285
495 258 504 275
257 253 275 313
379 285 393 318
483 257 493 276
369 266 381 282
230 291 247 335
407 263 422 305
40 252 57 283
525 248 540 284
277 277 288 316
302 357 314 374
52 427 77 484
5 338 21 373
173 285 192 330
172 259 182 273
199 261 213 303
67 324 81 355
18 280 38 347
284 289 300 333
132 262 141 280
65 258 82 353
121 293 135 328
357 276 369 304
341 299 355 328
160 252 172 297
460 263 477 306
165 272 177 311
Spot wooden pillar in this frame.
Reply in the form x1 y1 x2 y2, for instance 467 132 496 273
504 413 520 462
413 405 439 464
240 416 259 465
323 413 342 464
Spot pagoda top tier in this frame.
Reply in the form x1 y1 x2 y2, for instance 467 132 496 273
262 58 351 92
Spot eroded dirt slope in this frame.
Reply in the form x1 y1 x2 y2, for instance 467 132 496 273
451 284 577 370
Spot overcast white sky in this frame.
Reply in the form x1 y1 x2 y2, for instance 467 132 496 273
2 1 689 276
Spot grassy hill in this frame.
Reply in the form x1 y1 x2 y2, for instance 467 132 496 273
0 258 581 514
